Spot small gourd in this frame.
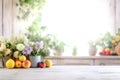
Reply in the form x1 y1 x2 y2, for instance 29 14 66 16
115 44 120 56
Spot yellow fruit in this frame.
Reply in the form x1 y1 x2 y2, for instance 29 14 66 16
19 55 26 61
111 40 116 44
45 59 52 68
115 35 120 41
6 59 15 69
115 35 120 39
104 48 110 52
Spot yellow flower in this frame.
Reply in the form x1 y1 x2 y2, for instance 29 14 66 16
3 49 11 56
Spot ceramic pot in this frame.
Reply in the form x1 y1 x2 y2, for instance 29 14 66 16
88 45 97 56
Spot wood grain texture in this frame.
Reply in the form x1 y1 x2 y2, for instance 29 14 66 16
0 66 120 80
12 0 21 36
47 56 120 65
0 0 2 36
12 0 28 36
3 0 13 38
109 0 116 33
115 0 120 30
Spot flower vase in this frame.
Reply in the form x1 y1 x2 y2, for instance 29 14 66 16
29 56 42 68
2 56 10 68
0 57 3 68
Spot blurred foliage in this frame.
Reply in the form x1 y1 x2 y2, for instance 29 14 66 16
27 19 66 54
72 46 77 56
17 0 66 55
89 28 120 50
17 0 46 20
96 32 113 49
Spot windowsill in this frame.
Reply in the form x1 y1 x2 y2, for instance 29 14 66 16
46 56 120 65
46 56 120 59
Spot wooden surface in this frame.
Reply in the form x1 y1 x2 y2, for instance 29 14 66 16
116 0 120 30
3 0 13 38
47 56 120 59
0 66 120 80
47 56 120 65
0 0 2 36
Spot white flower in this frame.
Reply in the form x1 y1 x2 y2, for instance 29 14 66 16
0 43 6 51
23 37 29 46
14 51 19 58
16 43 25 51
4 49 11 56
0 36 4 42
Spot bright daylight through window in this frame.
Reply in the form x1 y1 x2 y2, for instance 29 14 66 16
41 0 115 56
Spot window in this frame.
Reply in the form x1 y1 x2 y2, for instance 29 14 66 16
41 0 115 56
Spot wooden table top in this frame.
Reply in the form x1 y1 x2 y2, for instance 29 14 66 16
0 65 120 80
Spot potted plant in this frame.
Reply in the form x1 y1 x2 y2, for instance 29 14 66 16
88 40 97 56
72 46 77 56
22 41 49 68
52 38 66 56
54 42 65 56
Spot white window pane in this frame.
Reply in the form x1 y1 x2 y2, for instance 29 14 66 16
41 0 115 56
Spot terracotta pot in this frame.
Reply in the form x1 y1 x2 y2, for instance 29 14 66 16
54 46 63 56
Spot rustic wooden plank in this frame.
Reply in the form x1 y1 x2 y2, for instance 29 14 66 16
12 0 20 36
0 0 2 36
3 0 13 38
47 56 120 65
12 0 28 36
0 66 120 80
116 0 120 30
109 0 116 33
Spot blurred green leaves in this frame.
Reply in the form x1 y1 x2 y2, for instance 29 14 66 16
17 0 46 20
